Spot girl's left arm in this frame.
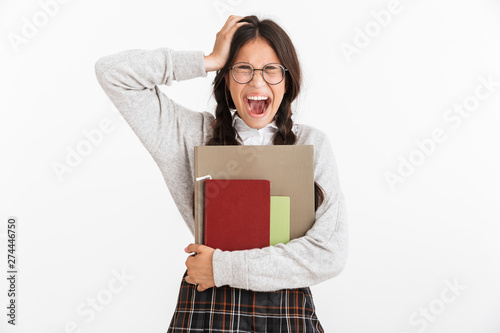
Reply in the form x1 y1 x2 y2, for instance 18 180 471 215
211 130 348 292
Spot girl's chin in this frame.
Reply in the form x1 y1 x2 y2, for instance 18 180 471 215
239 114 275 129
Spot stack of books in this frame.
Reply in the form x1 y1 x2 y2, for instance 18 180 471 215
194 145 315 251
204 179 291 251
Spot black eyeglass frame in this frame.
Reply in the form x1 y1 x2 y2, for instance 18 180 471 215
229 62 288 85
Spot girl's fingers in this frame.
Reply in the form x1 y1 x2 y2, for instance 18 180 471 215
185 275 196 285
220 15 245 35
219 15 239 33
229 21 249 34
226 15 244 26
205 15 249 71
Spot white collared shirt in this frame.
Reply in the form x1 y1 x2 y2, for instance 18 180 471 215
231 110 278 145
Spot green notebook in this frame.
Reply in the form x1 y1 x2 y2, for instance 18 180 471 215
270 196 290 246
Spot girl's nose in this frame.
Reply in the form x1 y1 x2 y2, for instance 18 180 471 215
249 70 266 87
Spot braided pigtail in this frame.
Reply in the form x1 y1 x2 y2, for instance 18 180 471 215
272 99 296 145
207 79 239 146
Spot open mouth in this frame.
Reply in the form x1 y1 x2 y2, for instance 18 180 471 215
244 95 271 117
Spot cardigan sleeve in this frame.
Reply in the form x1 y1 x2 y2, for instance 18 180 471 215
212 129 349 291
94 47 209 158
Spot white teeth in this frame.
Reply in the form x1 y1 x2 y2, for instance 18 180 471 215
247 96 269 101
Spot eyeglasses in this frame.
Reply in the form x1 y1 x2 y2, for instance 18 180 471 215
230 62 288 85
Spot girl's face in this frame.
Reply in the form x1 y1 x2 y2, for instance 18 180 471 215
227 38 286 130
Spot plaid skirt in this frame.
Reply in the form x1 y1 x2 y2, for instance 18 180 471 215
167 270 324 333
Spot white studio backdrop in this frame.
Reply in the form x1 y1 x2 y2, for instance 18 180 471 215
1 0 499 332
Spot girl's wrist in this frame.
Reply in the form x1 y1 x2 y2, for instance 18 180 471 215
204 54 222 72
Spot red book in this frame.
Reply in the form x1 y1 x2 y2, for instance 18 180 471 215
204 179 270 251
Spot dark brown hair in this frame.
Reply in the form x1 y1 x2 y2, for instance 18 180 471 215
206 15 325 210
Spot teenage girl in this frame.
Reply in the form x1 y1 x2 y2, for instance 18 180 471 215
95 14 348 333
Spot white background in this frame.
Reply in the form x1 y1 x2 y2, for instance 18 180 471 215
1 0 500 332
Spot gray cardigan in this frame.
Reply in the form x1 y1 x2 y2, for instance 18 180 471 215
94 48 348 292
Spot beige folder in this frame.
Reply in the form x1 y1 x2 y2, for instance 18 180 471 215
194 145 315 245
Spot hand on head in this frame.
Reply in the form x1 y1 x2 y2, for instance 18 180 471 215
204 15 249 72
